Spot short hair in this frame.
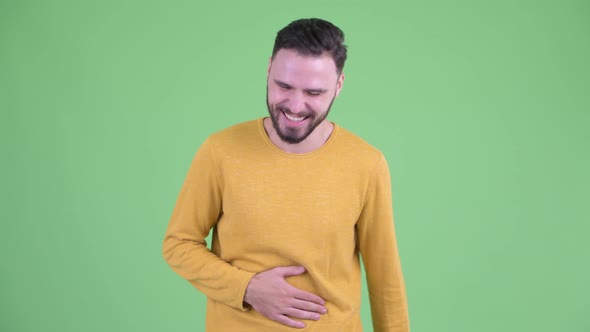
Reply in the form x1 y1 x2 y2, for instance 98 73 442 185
272 18 348 74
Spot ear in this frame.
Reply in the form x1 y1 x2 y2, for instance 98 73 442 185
335 72 345 97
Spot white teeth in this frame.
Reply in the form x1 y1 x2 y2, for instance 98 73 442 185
284 112 306 122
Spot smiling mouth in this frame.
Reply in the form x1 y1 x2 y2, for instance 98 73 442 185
283 111 307 122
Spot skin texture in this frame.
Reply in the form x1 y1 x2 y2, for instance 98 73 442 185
264 49 344 154
243 266 328 329
244 49 345 327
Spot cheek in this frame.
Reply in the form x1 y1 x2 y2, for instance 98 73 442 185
267 88 286 105
310 97 332 112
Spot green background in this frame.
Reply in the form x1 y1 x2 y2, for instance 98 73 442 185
2 0 589 331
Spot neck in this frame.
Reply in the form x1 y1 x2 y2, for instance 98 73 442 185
263 118 334 154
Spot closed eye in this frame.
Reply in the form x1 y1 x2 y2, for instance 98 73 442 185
273 80 326 96
275 80 292 90
306 90 323 96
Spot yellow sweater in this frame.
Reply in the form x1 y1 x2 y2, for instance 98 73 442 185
163 118 409 331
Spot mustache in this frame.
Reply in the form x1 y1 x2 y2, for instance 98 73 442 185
274 104 314 118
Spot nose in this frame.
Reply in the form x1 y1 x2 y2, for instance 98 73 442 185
287 91 307 114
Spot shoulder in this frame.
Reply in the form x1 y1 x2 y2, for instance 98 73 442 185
198 118 268 163
208 119 260 144
200 118 264 155
333 124 386 166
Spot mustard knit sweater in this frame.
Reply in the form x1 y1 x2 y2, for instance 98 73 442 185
163 118 409 331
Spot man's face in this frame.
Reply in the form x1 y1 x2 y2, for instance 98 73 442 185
266 49 343 144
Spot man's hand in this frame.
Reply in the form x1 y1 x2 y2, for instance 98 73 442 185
243 266 328 329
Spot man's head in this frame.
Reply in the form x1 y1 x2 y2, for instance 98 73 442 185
267 18 347 145
272 18 348 75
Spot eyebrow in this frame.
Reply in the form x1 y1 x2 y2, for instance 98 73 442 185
274 79 328 94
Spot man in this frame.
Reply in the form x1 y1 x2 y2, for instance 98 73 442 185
162 18 409 331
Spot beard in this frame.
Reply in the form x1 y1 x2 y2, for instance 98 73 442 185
266 89 336 144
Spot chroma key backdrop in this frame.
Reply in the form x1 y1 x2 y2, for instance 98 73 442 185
2 1 589 331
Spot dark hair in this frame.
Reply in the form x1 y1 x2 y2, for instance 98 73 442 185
272 18 348 74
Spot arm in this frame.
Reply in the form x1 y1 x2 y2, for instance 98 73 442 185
357 154 410 332
162 138 255 310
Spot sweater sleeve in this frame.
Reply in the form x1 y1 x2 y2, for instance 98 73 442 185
162 138 255 310
357 154 410 332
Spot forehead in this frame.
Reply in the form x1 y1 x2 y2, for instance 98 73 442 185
269 49 339 86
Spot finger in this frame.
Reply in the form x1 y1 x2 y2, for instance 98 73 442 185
291 298 328 314
275 266 306 278
290 288 325 305
283 307 322 321
271 314 305 329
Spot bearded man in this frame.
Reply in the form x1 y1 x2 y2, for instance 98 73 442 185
163 18 410 332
